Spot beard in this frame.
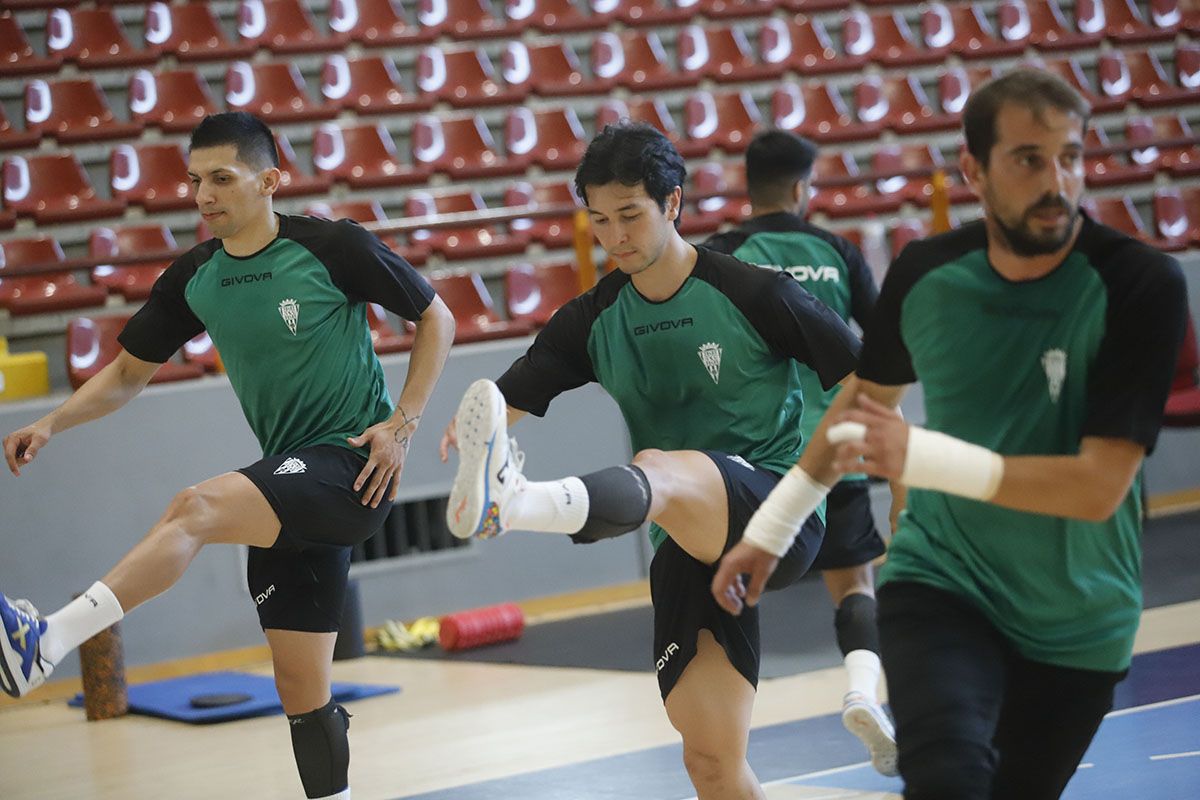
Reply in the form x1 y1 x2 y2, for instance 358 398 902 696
990 192 1080 257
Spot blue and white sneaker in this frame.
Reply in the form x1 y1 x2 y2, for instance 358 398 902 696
0 595 53 698
447 379 526 540
843 691 898 777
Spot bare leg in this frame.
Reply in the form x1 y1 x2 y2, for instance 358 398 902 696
265 628 337 715
103 472 280 612
665 630 765 800
633 449 729 565
821 563 875 606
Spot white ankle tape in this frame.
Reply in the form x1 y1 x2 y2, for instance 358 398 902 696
902 427 1004 501
743 467 830 557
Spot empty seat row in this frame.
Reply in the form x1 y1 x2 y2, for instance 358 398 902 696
4 0 1196 75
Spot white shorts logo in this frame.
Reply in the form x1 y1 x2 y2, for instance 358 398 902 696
725 455 755 471
274 457 307 475
656 642 680 672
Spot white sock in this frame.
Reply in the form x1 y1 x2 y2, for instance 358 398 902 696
844 649 882 705
310 789 350 800
40 581 125 666
504 476 589 534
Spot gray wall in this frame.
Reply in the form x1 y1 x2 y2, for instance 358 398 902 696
2 254 1197 677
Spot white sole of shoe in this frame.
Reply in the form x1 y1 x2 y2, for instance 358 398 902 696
843 702 899 777
447 379 508 540
0 615 29 697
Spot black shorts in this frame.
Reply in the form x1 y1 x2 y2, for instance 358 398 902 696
238 445 391 632
810 479 887 571
651 451 825 700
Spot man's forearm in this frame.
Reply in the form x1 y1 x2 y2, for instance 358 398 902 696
391 306 455 426
46 354 155 435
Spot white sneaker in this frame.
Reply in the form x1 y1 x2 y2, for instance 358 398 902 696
0 595 53 698
447 379 527 540
842 691 898 777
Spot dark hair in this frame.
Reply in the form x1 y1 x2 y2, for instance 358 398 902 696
189 112 279 170
962 68 1090 167
574 122 686 214
745 129 817 208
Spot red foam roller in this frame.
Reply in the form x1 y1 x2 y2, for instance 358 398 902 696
439 602 525 651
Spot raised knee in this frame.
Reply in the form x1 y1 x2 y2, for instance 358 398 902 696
681 744 727 785
166 485 211 527
632 448 667 471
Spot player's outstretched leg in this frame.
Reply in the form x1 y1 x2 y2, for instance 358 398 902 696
0 595 52 697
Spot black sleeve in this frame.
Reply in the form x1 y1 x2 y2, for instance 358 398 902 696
329 220 435 321
855 242 923 386
495 296 598 416
1082 248 1188 451
843 240 879 328
756 271 861 391
700 229 745 256
117 252 206 363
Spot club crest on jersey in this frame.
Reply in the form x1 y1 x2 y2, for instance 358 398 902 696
1041 348 1067 403
698 342 723 384
278 298 300 336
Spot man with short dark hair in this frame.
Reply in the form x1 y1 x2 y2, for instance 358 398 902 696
442 122 862 799
704 128 899 776
1 111 456 800
714 69 1188 799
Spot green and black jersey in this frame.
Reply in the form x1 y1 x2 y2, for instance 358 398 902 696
859 214 1187 672
119 214 435 457
705 212 878 478
496 246 861 549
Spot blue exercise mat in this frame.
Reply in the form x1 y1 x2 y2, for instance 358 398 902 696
69 671 399 724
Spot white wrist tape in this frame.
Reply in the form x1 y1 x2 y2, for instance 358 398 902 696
743 467 830 557
901 427 1004 501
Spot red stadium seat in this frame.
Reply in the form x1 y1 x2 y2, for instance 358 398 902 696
45 7 154 68
1 11 60 75
934 66 996 124
411 113 521 179
1118 48 1199 108
1076 0 1176 42
1177 186 1200 244
676 24 776 83
110 143 193 212
1041 56 1124 113
89 224 175 301
889 219 930 260
67 315 204 389
1152 0 1187 30
366 303 415 354
505 106 588 171
503 181 579 248
1097 50 1177 108
304 198 410 258
226 61 335 123
312 122 429 187
681 161 751 236
274 133 334 198
594 98 680 143
23 78 141 144
502 41 602 97
505 262 581 326
416 0 509 38
143 1 256 62
680 90 761 158
783 0 851 10
808 152 874 218
1127 114 1199 177
416 46 519 108
320 54 432 114
997 0 1099 50
0 236 109 316
854 74 951 134
699 0 775 18
593 0 693 26
759 15 845 76
0 106 38 151
843 10 940 67
868 144 945 211
328 0 433 47
1163 313 1200 427
922 3 1024 60
1080 195 1148 240
406 189 527 261
1150 187 1193 251
129 68 220 133
771 82 880 144
590 31 692 92
237 0 340 54
1083 127 1155 187
505 0 605 32
3 153 126 223
428 271 536 343
180 332 223 372
1173 42 1200 94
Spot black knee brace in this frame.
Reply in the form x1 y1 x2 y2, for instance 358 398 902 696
288 698 351 799
570 465 653 544
835 592 880 656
